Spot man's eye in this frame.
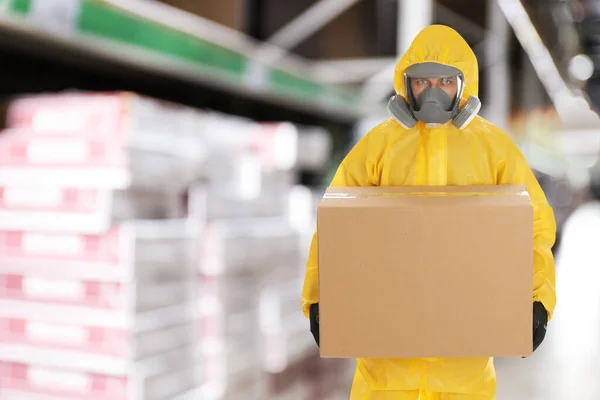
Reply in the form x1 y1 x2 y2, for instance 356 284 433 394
441 78 454 85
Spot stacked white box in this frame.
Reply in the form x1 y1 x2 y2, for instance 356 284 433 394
196 214 304 400
185 116 338 399
193 115 305 397
0 93 204 400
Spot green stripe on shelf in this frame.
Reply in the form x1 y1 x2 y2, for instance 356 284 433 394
327 87 360 107
79 0 246 78
11 0 30 14
270 69 322 98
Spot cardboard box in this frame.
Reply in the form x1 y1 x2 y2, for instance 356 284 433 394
318 185 534 358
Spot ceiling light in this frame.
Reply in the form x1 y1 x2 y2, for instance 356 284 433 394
569 54 595 81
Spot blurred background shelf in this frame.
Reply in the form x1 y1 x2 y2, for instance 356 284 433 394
0 0 379 125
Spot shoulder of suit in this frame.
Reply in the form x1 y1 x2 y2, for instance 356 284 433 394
364 118 405 141
469 115 516 143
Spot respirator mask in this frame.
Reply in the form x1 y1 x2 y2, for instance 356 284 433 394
387 62 481 129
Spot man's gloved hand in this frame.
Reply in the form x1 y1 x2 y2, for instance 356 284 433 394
309 303 320 347
533 301 548 352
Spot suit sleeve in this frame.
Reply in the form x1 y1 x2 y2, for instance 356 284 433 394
497 138 557 319
301 132 379 318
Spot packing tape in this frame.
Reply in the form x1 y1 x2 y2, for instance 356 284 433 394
323 191 529 199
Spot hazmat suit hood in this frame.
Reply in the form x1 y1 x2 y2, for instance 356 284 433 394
388 25 482 130
394 24 479 108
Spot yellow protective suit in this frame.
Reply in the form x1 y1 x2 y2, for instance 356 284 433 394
301 25 556 400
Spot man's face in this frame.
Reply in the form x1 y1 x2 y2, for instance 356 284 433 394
410 77 459 101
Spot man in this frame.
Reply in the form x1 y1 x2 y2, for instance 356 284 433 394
301 25 556 400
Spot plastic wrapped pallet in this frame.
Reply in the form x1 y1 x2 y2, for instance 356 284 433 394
0 270 196 316
201 147 294 220
0 93 207 190
295 125 333 171
259 279 314 371
0 311 195 361
200 217 302 276
0 350 199 400
0 92 209 400
0 187 186 234
0 218 197 283
204 171 294 220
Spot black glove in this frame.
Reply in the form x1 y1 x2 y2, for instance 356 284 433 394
309 303 320 347
533 301 548 352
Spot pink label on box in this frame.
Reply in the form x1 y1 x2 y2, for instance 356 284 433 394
0 228 122 264
0 318 129 357
253 122 297 169
0 135 125 168
7 94 124 136
0 362 128 399
0 275 125 309
0 187 101 213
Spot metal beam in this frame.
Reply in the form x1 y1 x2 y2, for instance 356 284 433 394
362 0 432 104
254 0 362 66
311 57 398 83
496 0 594 127
436 4 486 41
483 0 510 129
398 0 433 55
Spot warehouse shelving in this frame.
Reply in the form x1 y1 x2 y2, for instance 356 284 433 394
0 0 383 124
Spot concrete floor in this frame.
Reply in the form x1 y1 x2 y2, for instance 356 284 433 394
327 202 600 399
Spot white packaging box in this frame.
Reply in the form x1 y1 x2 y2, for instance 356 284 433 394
199 262 302 298
0 130 205 190
221 369 267 400
0 302 197 374
0 356 199 400
258 279 318 371
295 125 332 171
0 187 186 233
174 368 266 400
203 170 295 220
0 316 195 361
205 188 291 220
198 338 262 381
259 278 304 319
191 342 266 400
251 122 299 171
200 217 301 276
198 305 258 340
268 379 309 400
270 326 319 371
0 274 195 315
0 218 197 283
0 92 207 189
198 267 301 318
6 93 202 136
